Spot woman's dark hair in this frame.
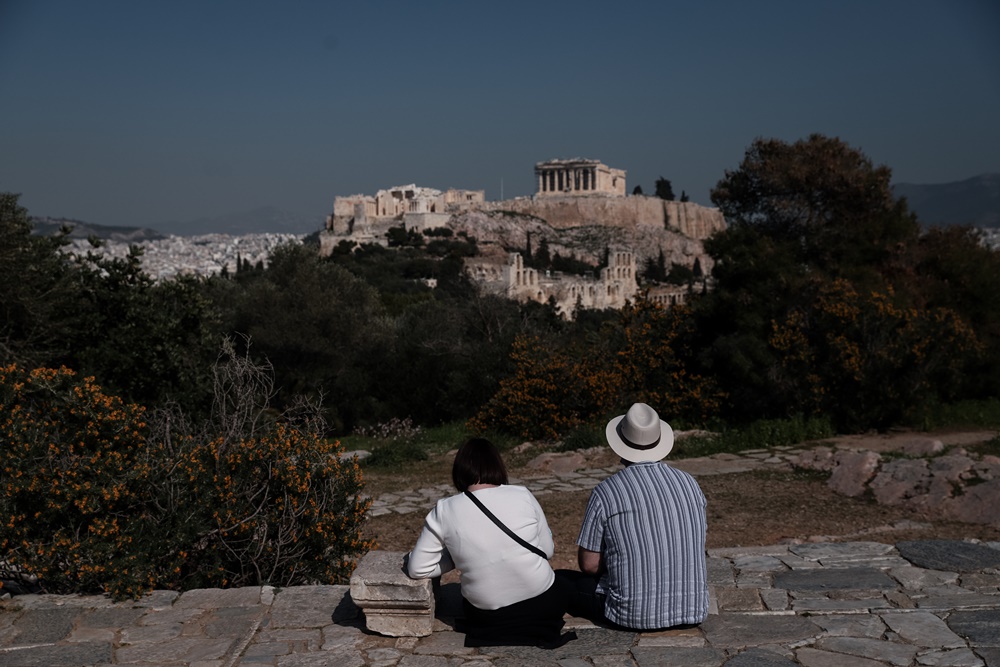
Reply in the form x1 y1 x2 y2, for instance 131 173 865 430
452 438 509 491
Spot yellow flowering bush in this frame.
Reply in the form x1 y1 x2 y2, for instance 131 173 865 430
0 365 152 597
470 297 722 440
0 364 372 599
769 279 982 430
155 426 372 590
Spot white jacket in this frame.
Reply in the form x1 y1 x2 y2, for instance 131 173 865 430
406 485 555 610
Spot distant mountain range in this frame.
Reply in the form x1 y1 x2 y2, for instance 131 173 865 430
29 217 168 242
154 206 322 236
892 173 1000 228
30 206 322 240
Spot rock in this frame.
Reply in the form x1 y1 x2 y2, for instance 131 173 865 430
943 480 1000 525
929 455 976 482
524 451 586 474
899 438 945 457
869 459 930 505
791 447 835 472
828 450 881 497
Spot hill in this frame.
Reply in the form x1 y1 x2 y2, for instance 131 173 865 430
155 206 321 236
29 217 166 242
892 173 1000 228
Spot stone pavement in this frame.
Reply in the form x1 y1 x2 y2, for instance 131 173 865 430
3 435 999 666
2 539 1000 666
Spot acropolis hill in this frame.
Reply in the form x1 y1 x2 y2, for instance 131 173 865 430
321 159 727 317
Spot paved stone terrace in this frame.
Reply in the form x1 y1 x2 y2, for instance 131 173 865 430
3 437 999 666
2 539 1000 666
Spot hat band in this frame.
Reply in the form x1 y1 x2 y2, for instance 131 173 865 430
617 421 660 450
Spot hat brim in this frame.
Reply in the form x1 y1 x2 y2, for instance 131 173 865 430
605 415 674 462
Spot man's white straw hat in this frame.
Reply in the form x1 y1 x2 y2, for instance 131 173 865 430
605 402 674 462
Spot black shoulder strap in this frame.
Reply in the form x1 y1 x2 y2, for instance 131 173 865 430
464 491 547 559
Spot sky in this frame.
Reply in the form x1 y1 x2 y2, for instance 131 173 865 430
1 0 998 232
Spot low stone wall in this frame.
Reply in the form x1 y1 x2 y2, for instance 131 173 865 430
792 437 1000 525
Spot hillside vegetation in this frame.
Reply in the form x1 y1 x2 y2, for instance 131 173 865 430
3 134 1000 597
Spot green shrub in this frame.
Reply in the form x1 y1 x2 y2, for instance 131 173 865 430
920 398 1000 431
559 423 605 452
362 441 429 469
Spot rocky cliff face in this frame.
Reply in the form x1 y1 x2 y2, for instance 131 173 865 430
449 208 717 274
321 194 726 275
477 195 725 239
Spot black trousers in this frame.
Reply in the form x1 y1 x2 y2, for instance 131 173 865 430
555 569 609 624
554 569 700 633
461 577 575 648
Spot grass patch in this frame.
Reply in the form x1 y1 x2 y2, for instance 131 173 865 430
965 434 1000 459
672 415 834 459
349 422 522 472
558 423 605 452
920 398 1000 431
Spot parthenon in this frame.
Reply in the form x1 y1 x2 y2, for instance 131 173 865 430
535 158 626 197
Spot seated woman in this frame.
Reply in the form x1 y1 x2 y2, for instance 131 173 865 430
406 437 572 648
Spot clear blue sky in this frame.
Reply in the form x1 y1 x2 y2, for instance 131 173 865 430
2 0 998 232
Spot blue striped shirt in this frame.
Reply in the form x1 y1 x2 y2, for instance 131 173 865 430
577 461 709 629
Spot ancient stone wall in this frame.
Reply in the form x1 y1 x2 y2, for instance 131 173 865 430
470 250 638 319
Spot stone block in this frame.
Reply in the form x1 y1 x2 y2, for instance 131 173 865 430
349 550 434 637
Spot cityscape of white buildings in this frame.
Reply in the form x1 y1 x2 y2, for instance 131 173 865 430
62 233 306 281
59 226 998 284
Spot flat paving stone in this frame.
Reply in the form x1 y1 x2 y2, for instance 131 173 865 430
915 648 985 666
700 614 820 649
481 628 635 661
773 567 897 591
897 540 1000 573
795 646 888 667
813 614 886 638
707 558 736 585
974 647 1000 667
789 542 895 562
7 607 79 644
631 646 726 667
888 606 979 648
0 642 113 667
724 647 799 666
733 555 787 572
814 636 918 665
947 610 1000 647
269 586 345 628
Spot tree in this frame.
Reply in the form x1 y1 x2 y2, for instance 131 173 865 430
215 243 394 432
535 238 551 267
710 134 919 283
689 135 924 426
632 185 643 195
0 193 82 367
655 177 675 201
680 191 689 203
73 246 221 416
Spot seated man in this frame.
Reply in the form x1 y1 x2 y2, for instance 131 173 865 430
560 402 709 630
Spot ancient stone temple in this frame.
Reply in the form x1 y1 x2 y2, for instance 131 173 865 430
535 159 626 197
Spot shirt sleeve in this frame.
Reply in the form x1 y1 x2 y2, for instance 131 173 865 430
576 489 606 553
406 504 455 579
